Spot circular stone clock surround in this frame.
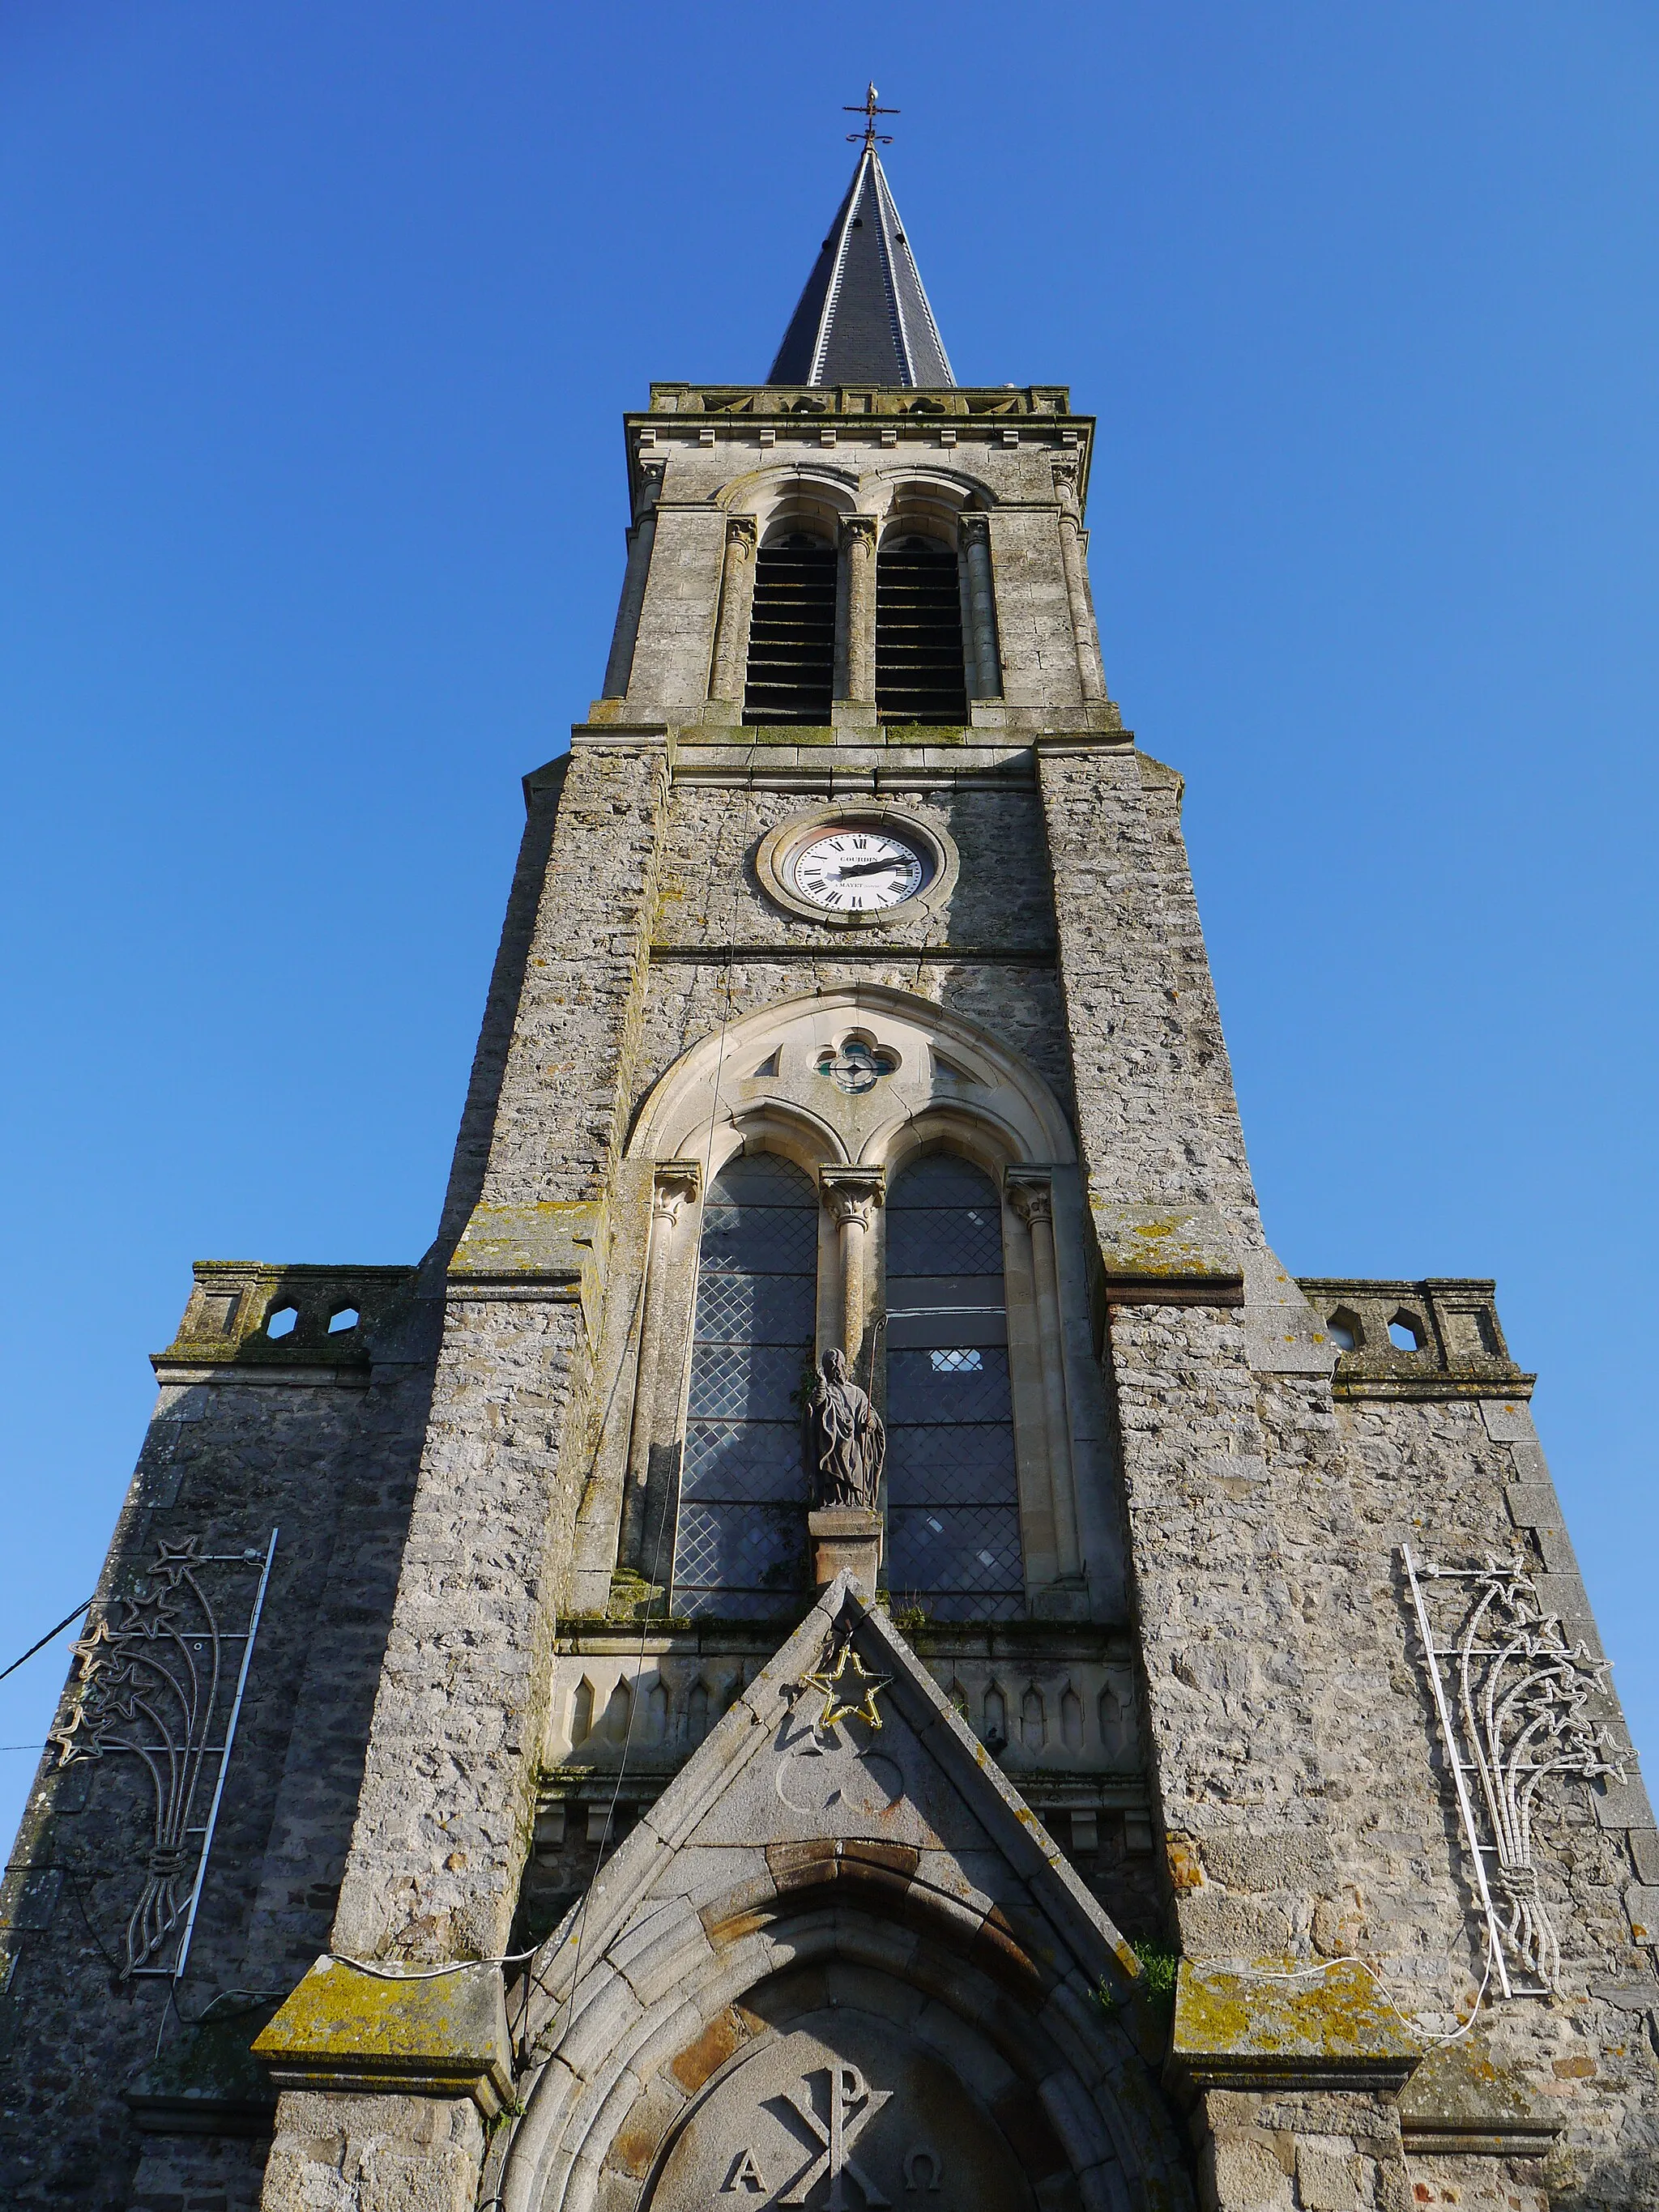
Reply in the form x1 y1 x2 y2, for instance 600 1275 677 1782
755 803 960 927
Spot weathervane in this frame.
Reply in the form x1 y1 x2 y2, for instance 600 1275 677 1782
845 83 898 151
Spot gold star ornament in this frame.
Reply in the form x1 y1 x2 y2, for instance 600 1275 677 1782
802 1636 891 1735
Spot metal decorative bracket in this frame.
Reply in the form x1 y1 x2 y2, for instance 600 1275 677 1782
1401 1543 1623 1994
49 1530 278 1978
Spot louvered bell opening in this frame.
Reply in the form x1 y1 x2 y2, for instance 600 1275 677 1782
743 536 837 727
876 536 968 727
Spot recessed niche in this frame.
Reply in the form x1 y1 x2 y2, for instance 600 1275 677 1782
198 1290 241 1336
266 1304 299 1340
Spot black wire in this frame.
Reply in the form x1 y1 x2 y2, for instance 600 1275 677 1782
166 1980 288 2031
0 1597 95 1686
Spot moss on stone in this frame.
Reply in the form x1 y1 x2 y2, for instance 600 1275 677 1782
253 1956 514 2114
1173 1959 1418 2065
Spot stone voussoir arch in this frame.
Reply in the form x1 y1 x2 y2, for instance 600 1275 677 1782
715 462 862 543
627 984 1075 1179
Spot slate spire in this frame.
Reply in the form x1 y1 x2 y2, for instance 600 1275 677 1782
767 92 954 389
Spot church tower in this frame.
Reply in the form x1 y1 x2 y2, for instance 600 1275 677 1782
6 100 1659 2212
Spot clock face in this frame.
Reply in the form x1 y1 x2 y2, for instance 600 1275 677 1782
789 828 928 913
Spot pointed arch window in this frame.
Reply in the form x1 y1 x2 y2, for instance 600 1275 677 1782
883 1154 1023 1620
672 1153 817 1617
876 533 968 726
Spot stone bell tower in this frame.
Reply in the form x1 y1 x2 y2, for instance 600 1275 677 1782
6 95 1659 2212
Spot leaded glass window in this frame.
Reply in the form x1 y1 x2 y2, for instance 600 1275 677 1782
672 1152 817 1618
884 1154 1024 1621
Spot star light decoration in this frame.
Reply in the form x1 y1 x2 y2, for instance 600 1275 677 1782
801 1630 891 1736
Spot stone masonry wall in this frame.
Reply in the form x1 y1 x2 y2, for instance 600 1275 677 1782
601 395 1102 735
1038 744 1262 1259
326 738 670 1966
1337 1392 1659 2207
639 768 1072 1102
655 774 1060 959
435 755 568 1252
1030 739 1654 2203
258 739 672 2204
0 1306 434 2212
985 508 1088 713
471 741 667 1211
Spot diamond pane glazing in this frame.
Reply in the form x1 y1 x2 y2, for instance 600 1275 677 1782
682 1421 804 1502
677 1584 804 1622
881 1153 1023 1614
887 1506 1022 1595
693 1271 815 1347
711 1153 817 1206
698 1208 820 1274
914 1590 1026 1624
887 1345 1013 1424
673 1502 805 1616
675 1154 815 1613
688 1341 804 1421
888 1155 997 1208
887 1206 1004 1276
887 1157 1004 1274
886 1422 1017 1501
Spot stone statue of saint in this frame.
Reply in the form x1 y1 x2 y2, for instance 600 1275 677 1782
804 1349 885 1511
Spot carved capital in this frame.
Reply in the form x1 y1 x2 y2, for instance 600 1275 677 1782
841 514 878 553
725 514 757 557
651 1160 702 1225
959 511 991 547
1050 462 1081 518
820 1166 884 1230
1004 1169 1054 1228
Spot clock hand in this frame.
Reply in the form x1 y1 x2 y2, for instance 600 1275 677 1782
833 858 909 878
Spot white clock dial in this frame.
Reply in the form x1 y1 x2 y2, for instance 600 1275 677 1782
789 829 927 912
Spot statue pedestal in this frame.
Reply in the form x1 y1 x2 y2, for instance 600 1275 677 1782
808 1508 882 1592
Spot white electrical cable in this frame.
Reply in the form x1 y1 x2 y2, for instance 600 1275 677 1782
1193 1933 1496 2052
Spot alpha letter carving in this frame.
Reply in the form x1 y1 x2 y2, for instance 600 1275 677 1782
723 2150 769 2193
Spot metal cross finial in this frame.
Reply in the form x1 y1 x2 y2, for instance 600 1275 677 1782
844 83 898 149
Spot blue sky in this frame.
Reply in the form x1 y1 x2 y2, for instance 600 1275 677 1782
2 2 1657 1850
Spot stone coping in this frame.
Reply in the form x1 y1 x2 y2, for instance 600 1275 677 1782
155 1260 417 1372
1169 1959 1420 2095
644 382 1081 417
253 1958 513 2118
1299 1276 1534 1400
